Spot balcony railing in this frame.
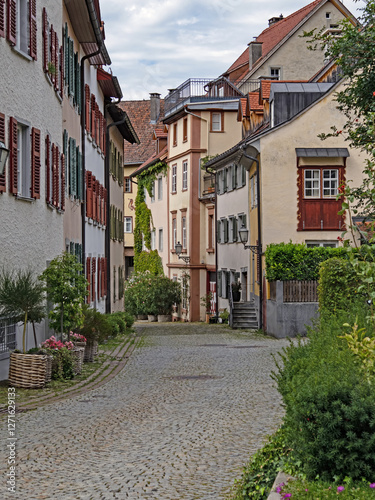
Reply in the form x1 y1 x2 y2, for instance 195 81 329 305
164 77 246 116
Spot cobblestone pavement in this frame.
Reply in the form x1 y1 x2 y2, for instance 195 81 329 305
1 323 290 500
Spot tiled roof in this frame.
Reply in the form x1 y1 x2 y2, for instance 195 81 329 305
226 0 322 75
118 99 165 164
248 91 264 111
131 145 168 178
239 98 247 117
153 126 168 139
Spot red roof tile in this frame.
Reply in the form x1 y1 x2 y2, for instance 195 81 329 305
226 0 322 75
239 98 247 117
153 125 168 139
118 99 165 164
248 91 263 111
132 145 168 176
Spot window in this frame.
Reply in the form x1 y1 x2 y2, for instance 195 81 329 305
182 216 187 249
7 0 37 60
125 177 132 193
124 217 133 233
182 161 188 190
150 181 155 202
172 214 177 250
183 117 188 142
219 218 228 243
228 216 238 243
172 164 177 193
173 123 177 146
304 169 338 198
157 176 163 200
251 175 258 208
158 228 163 252
306 241 337 248
17 122 31 197
237 213 247 240
207 207 215 251
211 112 223 132
270 67 281 80
151 230 156 251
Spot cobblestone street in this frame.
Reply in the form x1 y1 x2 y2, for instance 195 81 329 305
2 323 290 500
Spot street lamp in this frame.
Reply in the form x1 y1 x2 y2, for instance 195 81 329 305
175 241 190 263
0 142 9 176
238 223 261 254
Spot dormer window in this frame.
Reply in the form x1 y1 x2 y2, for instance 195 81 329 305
270 67 280 80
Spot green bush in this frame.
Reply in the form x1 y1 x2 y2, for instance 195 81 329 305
318 257 360 311
265 242 348 281
51 348 75 380
273 321 375 481
79 306 111 343
135 250 164 275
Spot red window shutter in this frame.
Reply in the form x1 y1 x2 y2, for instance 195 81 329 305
96 181 100 222
102 119 106 155
31 127 41 199
99 185 103 224
0 113 6 192
92 175 97 221
85 85 90 132
0 0 5 38
86 257 91 303
59 45 64 99
96 106 100 145
50 25 55 85
29 0 37 60
103 188 107 226
45 135 50 203
97 258 101 299
7 0 16 45
52 144 59 207
60 152 65 211
90 95 95 138
86 170 93 218
42 8 48 72
92 257 96 302
53 30 58 91
9 116 17 194
104 257 107 295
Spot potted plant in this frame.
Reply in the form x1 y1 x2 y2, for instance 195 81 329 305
231 281 241 302
153 275 181 322
200 292 213 323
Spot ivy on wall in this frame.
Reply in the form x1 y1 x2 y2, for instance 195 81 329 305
134 161 168 274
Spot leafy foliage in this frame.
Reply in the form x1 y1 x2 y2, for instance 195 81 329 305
136 250 164 275
318 257 359 311
0 268 45 352
39 253 88 338
265 242 348 281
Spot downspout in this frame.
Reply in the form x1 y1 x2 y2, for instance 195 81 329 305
240 148 263 331
105 98 124 313
80 45 102 281
205 164 219 321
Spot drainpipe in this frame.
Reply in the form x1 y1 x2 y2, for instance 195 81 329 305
105 98 124 313
240 147 263 331
80 45 102 280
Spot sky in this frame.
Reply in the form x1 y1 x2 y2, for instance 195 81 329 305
99 0 366 101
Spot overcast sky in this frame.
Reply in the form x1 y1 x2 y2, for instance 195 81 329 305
100 0 365 101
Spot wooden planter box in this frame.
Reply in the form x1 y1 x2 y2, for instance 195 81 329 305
9 353 47 389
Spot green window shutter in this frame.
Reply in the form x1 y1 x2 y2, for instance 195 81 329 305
224 219 228 243
76 60 81 114
113 266 116 302
72 139 77 197
77 151 82 200
63 130 68 195
75 145 80 199
217 220 221 243
217 271 222 297
69 241 74 255
64 25 69 86
226 271 231 298
68 138 74 196
119 157 123 186
224 169 228 192
68 38 74 97
233 217 238 242
233 165 237 189
241 165 246 187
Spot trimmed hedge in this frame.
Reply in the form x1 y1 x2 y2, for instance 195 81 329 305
265 242 348 281
318 257 360 311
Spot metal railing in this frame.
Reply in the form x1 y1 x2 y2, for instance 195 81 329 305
0 317 17 353
164 77 245 116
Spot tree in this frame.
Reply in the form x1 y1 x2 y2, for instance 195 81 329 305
39 253 88 340
0 269 45 353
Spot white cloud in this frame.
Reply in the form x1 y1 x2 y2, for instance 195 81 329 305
100 0 365 100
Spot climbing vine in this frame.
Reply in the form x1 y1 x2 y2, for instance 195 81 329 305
133 161 168 274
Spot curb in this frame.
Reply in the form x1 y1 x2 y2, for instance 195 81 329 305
268 472 295 499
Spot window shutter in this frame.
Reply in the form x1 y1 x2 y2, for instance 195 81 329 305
226 271 231 298
86 257 91 303
42 8 48 72
7 0 16 45
54 145 60 207
86 170 93 218
75 54 81 112
69 241 74 255
64 25 69 86
103 188 107 226
102 119 106 155
90 94 95 137
85 85 90 131
60 152 65 211
53 30 58 91
31 128 41 199
0 113 6 192
63 130 68 194
50 25 55 84
92 176 97 221
59 45 64 99
217 271 222 297
77 150 82 201
29 0 37 60
0 0 5 38
9 116 17 194
233 217 238 242
92 257 96 302
224 219 229 243
45 135 50 203
69 38 74 97
217 220 221 243
97 258 101 300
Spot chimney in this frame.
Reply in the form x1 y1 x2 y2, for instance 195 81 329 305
150 93 161 124
248 42 263 69
268 14 283 26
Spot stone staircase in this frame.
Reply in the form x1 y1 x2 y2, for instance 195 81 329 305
231 301 258 329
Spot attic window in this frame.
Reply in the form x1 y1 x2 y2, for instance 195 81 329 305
326 12 331 19
270 68 280 80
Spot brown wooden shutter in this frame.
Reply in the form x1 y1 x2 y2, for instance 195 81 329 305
90 95 95 137
0 113 6 192
42 8 48 72
86 257 91 303
31 127 41 199
0 0 5 38
102 119 106 155
92 175 97 221
53 30 58 91
60 153 65 211
96 180 100 222
91 257 96 302
50 25 55 85
101 257 105 297
97 258 101 299
104 257 107 295
59 45 64 99
86 170 93 218
45 135 50 203
103 188 107 226
29 0 37 60
9 116 17 194
85 85 90 131
7 0 16 45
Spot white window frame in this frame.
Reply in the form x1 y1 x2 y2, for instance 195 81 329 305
158 228 163 252
306 240 338 248
182 161 188 190
172 218 177 249
250 175 258 208
172 165 177 193
270 67 281 80
157 176 163 200
17 121 31 198
16 0 30 55
151 229 156 251
182 216 187 249
304 169 320 198
124 217 133 233
322 169 339 198
211 112 222 132
125 177 132 193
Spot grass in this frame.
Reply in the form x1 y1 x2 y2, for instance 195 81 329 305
0 329 135 409
279 478 375 499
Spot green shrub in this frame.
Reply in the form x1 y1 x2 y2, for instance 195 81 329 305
51 348 75 380
79 306 111 343
135 250 164 275
265 242 348 281
109 312 127 334
273 322 375 482
318 257 359 311
122 312 134 328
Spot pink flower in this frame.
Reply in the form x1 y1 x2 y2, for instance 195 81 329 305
370 483 375 488
337 486 345 492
